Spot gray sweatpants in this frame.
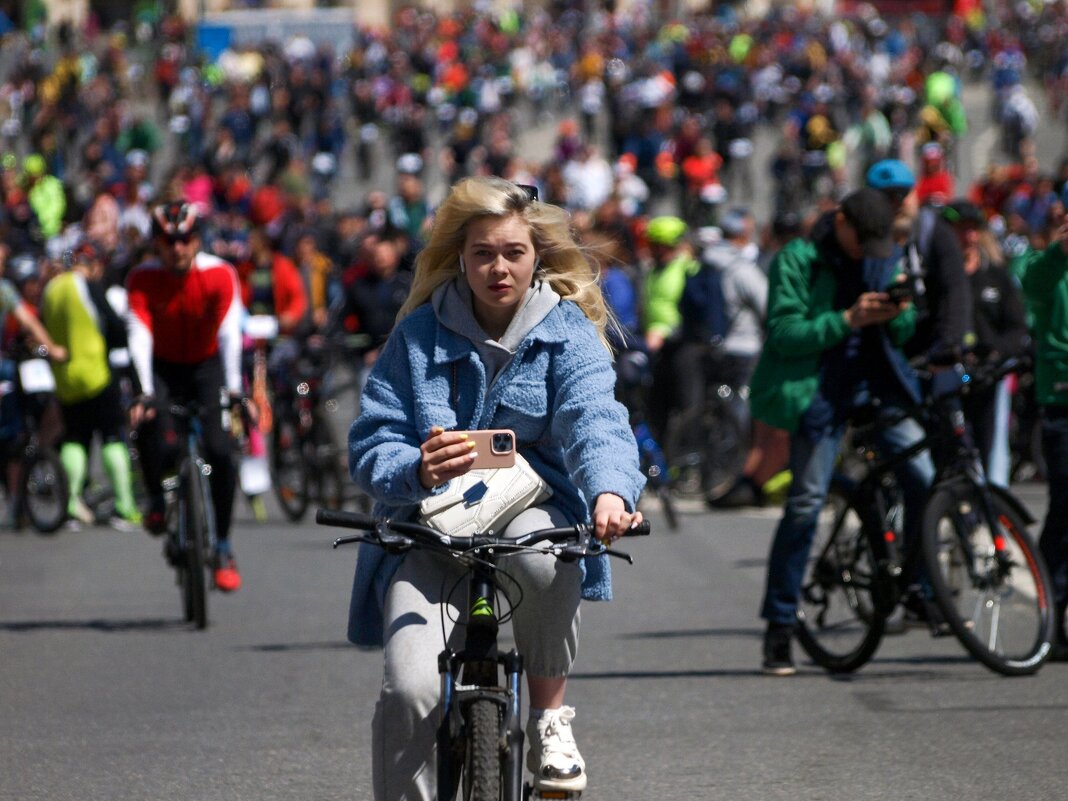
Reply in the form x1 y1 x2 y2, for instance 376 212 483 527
372 504 583 801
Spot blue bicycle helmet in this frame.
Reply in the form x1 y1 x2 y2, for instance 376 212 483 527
865 159 915 191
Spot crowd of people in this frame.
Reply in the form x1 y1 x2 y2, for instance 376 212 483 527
0 0 1063 645
0 4 1067 797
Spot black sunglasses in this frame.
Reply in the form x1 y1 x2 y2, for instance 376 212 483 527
516 183 539 202
161 232 196 245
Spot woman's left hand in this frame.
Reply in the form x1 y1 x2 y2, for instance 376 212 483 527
593 493 643 545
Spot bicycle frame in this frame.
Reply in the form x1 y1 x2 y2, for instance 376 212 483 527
841 381 1035 618
174 408 219 555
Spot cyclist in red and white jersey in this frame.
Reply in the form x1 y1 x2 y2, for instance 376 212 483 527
125 202 244 592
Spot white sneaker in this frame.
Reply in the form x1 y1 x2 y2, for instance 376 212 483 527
526 706 587 791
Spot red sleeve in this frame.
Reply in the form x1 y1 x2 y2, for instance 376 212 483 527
273 255 308 333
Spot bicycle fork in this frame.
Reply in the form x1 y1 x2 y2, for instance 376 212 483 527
437 566 525 801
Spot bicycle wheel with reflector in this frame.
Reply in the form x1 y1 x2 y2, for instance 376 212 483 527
922 485 1054 676
796 481 886 673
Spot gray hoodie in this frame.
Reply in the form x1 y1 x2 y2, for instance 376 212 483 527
699 240 768 358
432 277 561 390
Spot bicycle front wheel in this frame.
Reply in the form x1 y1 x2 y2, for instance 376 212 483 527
179 460 209 630
22 447 69 534
463 699 502 801
664 395 747 500
795 480 887 673
922 485 1054 675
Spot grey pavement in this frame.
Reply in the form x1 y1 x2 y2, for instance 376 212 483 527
1 482 1065 801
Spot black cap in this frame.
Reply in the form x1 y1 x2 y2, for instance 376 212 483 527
840 188 895 259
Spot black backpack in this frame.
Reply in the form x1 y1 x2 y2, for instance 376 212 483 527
680 262 730 347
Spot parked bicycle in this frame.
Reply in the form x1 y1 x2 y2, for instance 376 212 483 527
271 333 369 521
796 357 1056 676
662 346 749 502
319 508 651 801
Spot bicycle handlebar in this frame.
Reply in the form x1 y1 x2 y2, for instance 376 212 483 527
317 508 651 563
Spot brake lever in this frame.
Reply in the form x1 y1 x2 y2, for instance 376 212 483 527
603 547 634 565
332 534 368 548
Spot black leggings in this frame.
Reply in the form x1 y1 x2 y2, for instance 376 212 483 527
138 357 237 542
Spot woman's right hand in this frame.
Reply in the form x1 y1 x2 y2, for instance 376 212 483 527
418 425 477 489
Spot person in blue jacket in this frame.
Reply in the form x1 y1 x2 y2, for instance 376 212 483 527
347 176 645 801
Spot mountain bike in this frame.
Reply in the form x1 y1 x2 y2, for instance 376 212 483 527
796 357 1055 676
319 508 651 801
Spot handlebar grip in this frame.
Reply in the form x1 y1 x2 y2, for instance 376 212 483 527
316 508 377 530
624 520 652 537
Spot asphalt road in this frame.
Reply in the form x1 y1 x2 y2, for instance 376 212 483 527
2 482 1065 801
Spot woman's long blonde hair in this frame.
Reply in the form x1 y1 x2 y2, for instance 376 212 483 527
398 176 614 349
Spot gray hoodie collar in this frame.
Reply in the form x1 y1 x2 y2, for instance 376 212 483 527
432 277 560 354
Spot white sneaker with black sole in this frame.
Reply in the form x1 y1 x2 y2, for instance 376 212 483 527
526 705 587 792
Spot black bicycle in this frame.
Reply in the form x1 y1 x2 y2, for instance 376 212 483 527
272 334 369 521
319 508 650 801
662 347 749 502
796 357 1056 676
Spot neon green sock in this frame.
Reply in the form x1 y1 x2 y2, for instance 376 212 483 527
60 442 88 516
102 441 141 522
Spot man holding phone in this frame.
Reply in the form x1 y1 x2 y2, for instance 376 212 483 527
747 188 935 674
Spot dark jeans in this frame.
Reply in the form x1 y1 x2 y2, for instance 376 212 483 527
1040 405 1068 623
139 357 237 543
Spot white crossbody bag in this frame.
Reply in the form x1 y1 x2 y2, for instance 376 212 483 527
418 451 552 538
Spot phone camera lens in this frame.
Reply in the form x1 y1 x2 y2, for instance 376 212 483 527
491 432 514 454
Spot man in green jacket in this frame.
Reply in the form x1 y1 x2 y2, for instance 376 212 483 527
1018 218 1068 660
750 188 934 675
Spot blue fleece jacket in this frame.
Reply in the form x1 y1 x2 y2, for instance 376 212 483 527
346 298 644 646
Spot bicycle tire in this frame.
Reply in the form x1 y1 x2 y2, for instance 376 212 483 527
664 395 748 500
795 479 887 673
921 484 1054 676
463 699 502 801
181 460 208 630
271 415 309 522
21 447 69 534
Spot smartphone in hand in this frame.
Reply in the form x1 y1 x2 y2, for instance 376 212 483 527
886 282 914 304
458 429 517 469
